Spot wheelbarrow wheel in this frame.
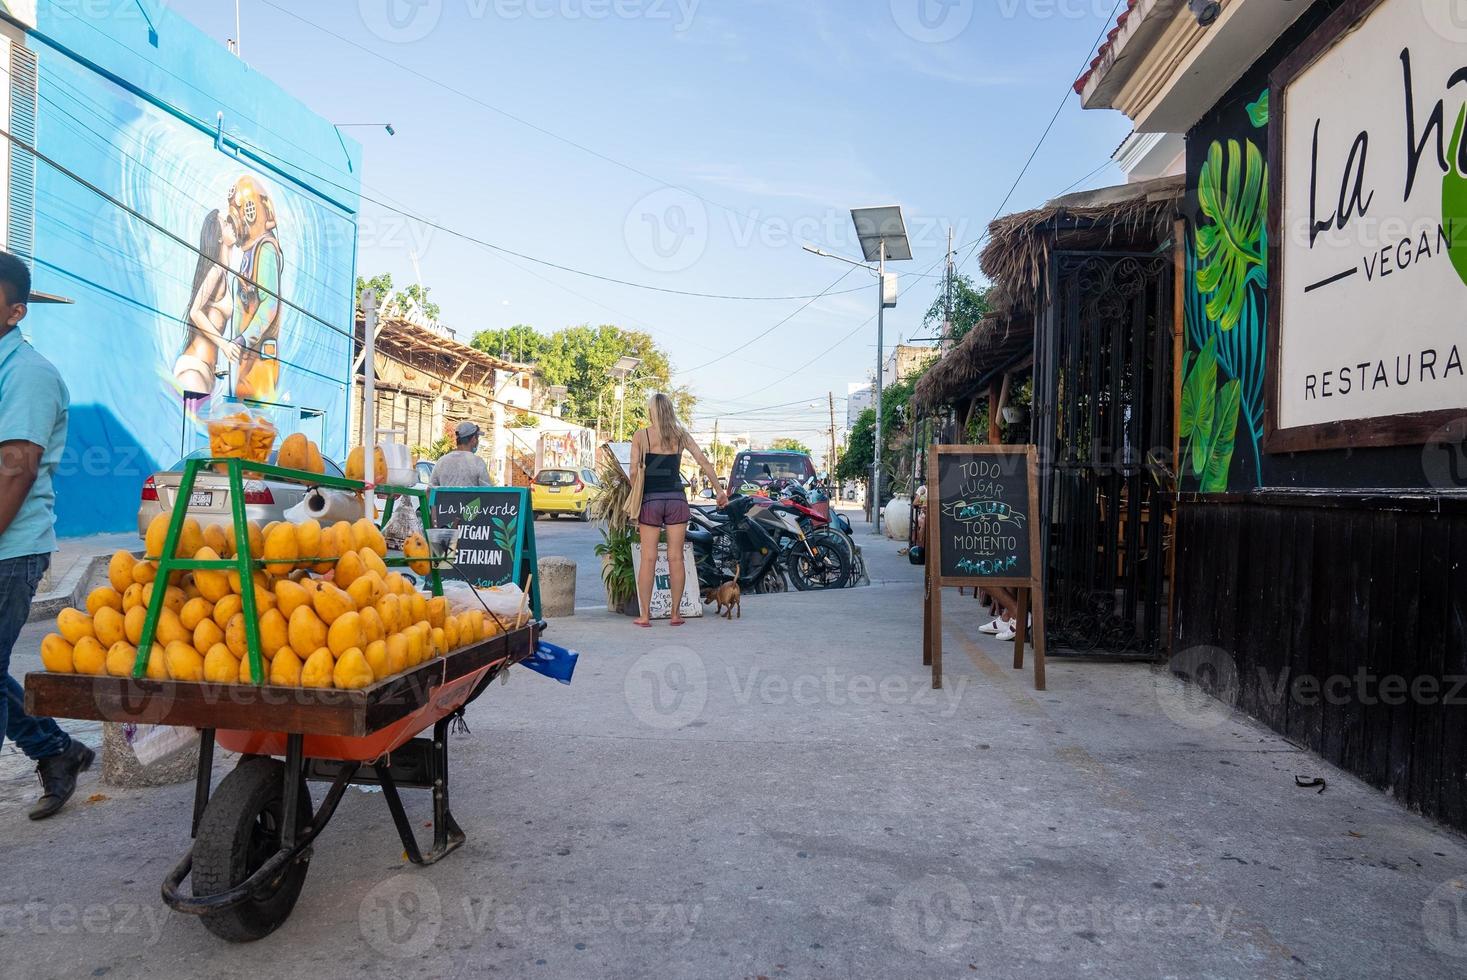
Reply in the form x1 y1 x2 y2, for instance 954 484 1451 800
193 757 311 942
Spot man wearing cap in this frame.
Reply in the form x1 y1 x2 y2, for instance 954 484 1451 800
430 421 492 488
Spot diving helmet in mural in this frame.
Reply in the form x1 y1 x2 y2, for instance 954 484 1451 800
227 175 277 248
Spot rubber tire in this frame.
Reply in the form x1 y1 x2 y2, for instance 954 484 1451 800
579 507 591 522
193 757 312 942
790 533 852 591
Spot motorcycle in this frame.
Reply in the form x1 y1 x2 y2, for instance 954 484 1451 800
691 493 853 593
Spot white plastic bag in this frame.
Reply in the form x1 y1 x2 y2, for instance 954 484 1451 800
129 724 200 767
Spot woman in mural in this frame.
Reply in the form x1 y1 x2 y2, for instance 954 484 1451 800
227 174 285 402
173 208 240 398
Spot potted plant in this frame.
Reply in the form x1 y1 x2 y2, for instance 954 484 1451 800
590 450 639 614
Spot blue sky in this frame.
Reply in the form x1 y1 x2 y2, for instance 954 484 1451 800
170 0 1131 444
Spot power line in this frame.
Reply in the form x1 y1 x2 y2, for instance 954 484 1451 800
36 14 876 305
952 0 1126 279
671 266 860 376
257 0 817 246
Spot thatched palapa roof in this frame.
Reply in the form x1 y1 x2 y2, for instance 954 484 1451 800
913 174 1182 413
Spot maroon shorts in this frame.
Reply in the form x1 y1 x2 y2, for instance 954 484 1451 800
639 492 690 527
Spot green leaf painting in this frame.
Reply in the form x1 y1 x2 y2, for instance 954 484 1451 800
1446 104 1467 288
1200 380 1242 493
1181 336 1219 474
1195 139 1268 333
493 515 519 555
1246 90 1269 129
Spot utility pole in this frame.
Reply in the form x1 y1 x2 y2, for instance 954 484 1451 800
943 227 955 349
873 239 886 535
828 392 836 477
712 417 720 473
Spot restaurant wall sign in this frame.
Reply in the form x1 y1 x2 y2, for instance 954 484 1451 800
1269 0 1467 451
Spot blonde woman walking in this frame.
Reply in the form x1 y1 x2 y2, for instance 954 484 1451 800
625 392 727 626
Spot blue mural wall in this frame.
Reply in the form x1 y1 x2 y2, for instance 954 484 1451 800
15 0 360 535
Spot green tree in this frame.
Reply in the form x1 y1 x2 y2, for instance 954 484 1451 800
924 273 990 345
398 282 441 323
706 441 736 473
472 324 545 364
355 272 393 309
470 323 695 436
771 437 812 455
836 408 875 484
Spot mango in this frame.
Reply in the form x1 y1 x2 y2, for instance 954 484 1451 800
270 647 304 686
262 523 299 577
177 518 205 559
403 533 431 577
289 606 329 658
295 519 322 571
72 636 106 675
57 609 95 645
332 648 374 690
335 549 366 589
155 608 191 647
165 641 204 682
122 583 146 612
385 634 408 675
360 548 389 579
130 559 157 585
93 607 126 648
212 594 243 630
179 596 213 632
426 596 447 629
203 644 240 684
274 579 310 620
352 518 387 557
258 608 288 655
346 571 382 609
108 551 137 593
194 617 225 653
193 547 231 602
313 583 355 625
363 639 388 679
86 586 123 616
105 642 138 678
225 614 249 660
359 606 384 645
144 513 171 559
40 634 74 673
300 648 335 688
327 611 364 657
123 606 147 646
203 523 232 558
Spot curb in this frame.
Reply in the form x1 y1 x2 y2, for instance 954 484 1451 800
28 553 112 623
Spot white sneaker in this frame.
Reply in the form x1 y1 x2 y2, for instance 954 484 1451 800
996 620 1018 642
979 618 1004 635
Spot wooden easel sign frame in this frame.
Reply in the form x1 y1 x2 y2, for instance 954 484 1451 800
922 445 1046 690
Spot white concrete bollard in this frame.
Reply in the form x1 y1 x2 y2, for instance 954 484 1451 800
537 557 577 617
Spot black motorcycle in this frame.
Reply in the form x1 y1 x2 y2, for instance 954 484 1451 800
691 495 851 593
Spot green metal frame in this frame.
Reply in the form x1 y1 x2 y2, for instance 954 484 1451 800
133 457 445 683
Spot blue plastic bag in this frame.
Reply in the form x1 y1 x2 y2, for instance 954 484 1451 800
520 639 579 685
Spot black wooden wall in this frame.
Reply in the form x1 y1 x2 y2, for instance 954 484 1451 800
1174 495 1467 831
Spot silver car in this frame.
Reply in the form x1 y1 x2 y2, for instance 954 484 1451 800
137 449 345 537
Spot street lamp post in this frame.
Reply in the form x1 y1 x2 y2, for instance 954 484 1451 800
804 206 910 534
608 356 642 442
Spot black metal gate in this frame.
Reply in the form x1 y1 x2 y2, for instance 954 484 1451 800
1033 251 1174 656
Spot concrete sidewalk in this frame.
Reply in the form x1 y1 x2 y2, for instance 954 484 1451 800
4 530 1466 977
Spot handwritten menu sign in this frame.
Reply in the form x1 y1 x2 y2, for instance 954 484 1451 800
923 445 1045 692
431 488 528 589
935 450 1033 581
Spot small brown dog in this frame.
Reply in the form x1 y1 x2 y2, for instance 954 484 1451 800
703 565 741 619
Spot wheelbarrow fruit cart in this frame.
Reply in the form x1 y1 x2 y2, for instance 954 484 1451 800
26 456 543 941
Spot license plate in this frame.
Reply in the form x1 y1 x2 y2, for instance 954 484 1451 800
548 488 561 494
189 491 214 507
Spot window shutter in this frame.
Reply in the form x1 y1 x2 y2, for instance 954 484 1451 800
7 42 37 265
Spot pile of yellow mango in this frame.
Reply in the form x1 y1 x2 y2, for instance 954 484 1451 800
40 515 498 691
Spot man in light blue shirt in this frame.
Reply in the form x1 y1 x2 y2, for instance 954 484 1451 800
0 252 93 819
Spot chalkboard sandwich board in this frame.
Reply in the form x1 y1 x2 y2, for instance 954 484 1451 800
922 446 1045 691
430 487 542 618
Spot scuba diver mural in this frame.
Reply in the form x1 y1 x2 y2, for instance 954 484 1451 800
173 174 286 402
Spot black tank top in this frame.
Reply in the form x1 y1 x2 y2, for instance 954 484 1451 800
644 451 681 494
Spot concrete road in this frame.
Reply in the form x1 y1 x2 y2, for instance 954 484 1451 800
526 513 608 608
6 522 1467 977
